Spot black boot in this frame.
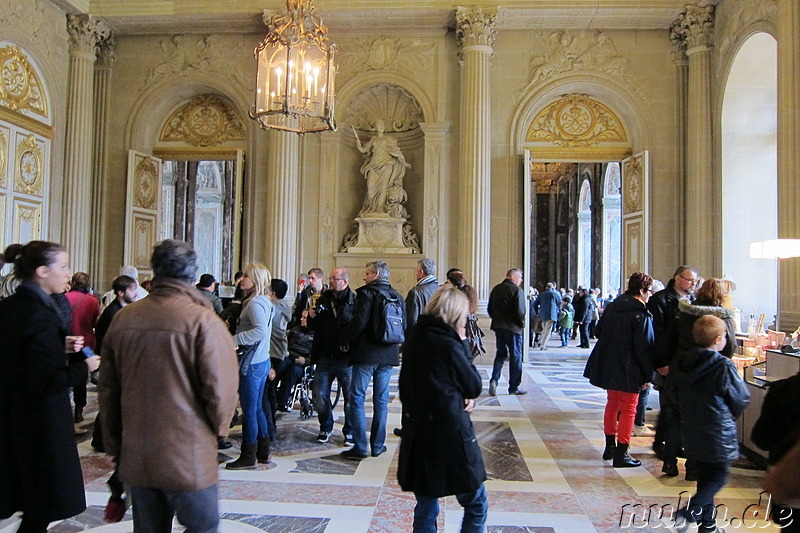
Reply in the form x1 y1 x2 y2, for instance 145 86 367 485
662 460 679 477
602 434 616 460
226 441 257 470
613 443 641 468
74 406 84 423
256 436 271 464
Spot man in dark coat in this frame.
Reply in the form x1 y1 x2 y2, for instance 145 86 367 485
646 265 698 458
308 267 356 445
340 260 405 460
532 281 560 350
487 268 527 396
573 287 597 348
405 258 438 330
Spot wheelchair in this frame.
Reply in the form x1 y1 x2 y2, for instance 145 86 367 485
287 364 341 420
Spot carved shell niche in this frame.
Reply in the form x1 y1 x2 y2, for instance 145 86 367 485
344 83 423 133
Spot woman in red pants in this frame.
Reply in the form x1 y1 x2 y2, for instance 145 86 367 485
583 272 655 468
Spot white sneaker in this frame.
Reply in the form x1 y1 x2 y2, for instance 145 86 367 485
633 425 655 437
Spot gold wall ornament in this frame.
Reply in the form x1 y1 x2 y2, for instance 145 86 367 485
623 154 643 212
0 127 7 188
13 199 42 242
14 134 43 196
0 46 47 118
526 94 627 147
160 95 246 147
134 157 158 210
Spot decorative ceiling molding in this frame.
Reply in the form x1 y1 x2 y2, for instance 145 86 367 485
526 93 627 147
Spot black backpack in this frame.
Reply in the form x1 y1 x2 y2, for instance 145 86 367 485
372 288 405 344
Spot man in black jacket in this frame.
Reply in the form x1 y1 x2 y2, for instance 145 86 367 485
340 261 405 460
487 268 527 396
646 265 697 467
308 267 356 445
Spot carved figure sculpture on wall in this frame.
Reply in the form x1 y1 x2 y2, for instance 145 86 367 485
352 120 411 216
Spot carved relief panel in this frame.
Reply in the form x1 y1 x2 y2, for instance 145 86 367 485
125 150 163 277
14 133 44 197
159 94 246 147
0 44 48 120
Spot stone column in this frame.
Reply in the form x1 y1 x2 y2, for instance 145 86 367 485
455 6 497 312
419 122 450 265
674 4 716 277
89 34 115 288
264 129 300 283
777 0 800 330
669 21 688 264
62 14 109 272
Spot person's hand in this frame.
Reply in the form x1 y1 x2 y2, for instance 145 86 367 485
464 398 475 412
66 336 84 353
657 365 669 376
268 368 276 381
85 355 101 373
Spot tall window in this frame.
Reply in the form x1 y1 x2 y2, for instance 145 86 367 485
603 163 622 296
577 179 592 288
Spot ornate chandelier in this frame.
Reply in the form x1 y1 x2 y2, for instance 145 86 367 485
251 0 337 134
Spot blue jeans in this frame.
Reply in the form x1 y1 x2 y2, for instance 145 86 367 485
491 329 523 393
314 358 352 436
348 363 393 455
413 484 488 533
131 484 219 533
635 385 650 426
559 327 570 346
240 360 269 443
679 461 730 532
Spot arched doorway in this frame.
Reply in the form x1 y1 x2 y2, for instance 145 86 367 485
721 32 777 329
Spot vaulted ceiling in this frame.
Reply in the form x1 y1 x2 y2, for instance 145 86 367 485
50 0 713 34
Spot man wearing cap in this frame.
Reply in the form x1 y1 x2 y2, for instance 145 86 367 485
197 274 223 315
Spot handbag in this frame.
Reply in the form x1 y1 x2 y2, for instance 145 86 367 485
236 342 260 370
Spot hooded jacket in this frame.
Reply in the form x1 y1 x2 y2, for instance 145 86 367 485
583 293 654 393
672 347 750 463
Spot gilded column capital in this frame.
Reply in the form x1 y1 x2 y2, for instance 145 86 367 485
67 14 111 56
455 6 498 50
673 4 715 53
95 34 116 68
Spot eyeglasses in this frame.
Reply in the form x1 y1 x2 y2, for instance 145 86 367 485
645 288 653 293
329 277 344 282
678 274 697 285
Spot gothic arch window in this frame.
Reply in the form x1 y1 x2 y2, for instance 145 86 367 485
577 178 592 288
721 32 777 327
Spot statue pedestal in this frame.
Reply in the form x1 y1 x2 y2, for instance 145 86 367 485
343 214 417 255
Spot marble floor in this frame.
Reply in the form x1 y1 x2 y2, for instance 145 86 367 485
0 333 780 533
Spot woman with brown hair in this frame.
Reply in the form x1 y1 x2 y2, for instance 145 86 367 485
661 277 736 479
583 272 655 468
445 269 485 359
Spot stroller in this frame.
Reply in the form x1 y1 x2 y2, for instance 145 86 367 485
287 365 341 420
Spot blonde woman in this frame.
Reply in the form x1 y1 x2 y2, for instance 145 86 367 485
226 264 275 470
398 287 487 532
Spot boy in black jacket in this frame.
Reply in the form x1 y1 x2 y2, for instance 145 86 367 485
672 315 750 533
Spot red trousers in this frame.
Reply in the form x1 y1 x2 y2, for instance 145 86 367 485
604 389 639 445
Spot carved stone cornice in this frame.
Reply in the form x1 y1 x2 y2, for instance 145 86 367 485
455 6 497 50
673 4 715 52
95 34 116 68
67 14 111 57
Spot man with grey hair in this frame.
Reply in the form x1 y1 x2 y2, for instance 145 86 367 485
405 258 438 330
99 239 239 531
487 268 527 396
340 260 406 460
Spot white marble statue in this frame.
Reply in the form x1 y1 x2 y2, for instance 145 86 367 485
352 120 411 217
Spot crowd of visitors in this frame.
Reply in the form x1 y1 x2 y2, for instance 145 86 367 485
0 238 795 533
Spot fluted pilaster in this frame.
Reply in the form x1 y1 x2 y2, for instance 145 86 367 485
673 4 716 277
456 6 497 311
419 122 450 265
670 21 689 264
89 34 115 288
265 129 300 282
62 14 109 272
318 130 341 274
777 0 800 330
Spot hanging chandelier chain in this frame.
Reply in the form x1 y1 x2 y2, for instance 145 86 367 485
262 0 329 50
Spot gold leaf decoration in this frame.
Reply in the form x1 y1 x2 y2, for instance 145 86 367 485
0 46 47 118
160 94 246 147
526 94 626 147
134 157 158 210
14 134 43 196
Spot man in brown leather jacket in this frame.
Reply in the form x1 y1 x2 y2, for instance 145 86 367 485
99 239 239 532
